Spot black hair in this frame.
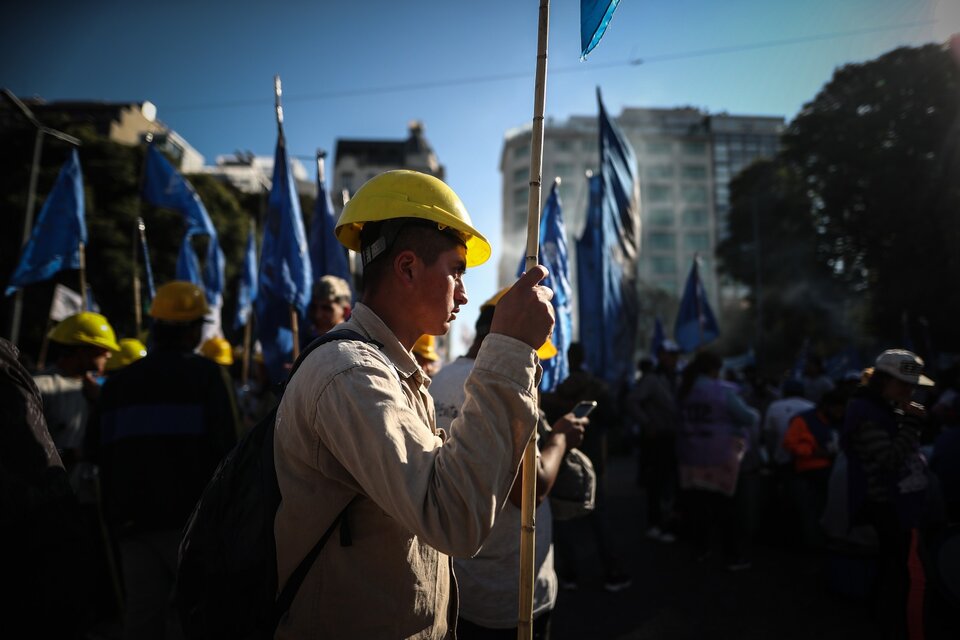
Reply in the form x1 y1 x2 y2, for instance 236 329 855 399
152 319 204 351
679 350 724 400
359 218 465 295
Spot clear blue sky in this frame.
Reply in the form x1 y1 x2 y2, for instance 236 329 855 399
3 0 957 350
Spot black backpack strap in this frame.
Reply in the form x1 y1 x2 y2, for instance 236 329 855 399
273 495 359 628
271 329 379 629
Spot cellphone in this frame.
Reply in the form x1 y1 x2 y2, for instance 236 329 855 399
572 400 598 418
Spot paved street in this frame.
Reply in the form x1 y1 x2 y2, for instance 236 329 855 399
551 453 879 640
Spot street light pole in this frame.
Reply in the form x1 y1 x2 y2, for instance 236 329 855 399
2 89 81 346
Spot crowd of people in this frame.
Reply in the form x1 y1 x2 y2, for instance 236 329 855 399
4 169 959 639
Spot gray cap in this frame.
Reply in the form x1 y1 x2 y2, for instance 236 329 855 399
875 349 934 387
312 275 352 304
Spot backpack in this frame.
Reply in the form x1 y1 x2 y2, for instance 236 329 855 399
176 329 379 640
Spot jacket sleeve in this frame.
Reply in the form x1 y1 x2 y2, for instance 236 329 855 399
316 334 540 557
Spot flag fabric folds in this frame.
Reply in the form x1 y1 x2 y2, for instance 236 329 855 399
308 166 352 288
515 181 573 392
142 144 225 308
576 89 641 390
235 223 258 330
255 134 313 383
49 284 83 322
580 0 622 59
674 257 720 352
6 149 87 296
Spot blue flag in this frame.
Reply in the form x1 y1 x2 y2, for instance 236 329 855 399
255 134 313 383
674 257 720 352
235 223 258 330
142 144 225 306
650 316 666 358
576 89 641 389
515 182 573 392
6 149 87 296
309 163 352 288
580 0 622 59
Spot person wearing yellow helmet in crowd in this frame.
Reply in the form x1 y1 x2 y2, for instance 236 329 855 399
200 336 234 367
104 338 147 376
33 311 120 464
428 287 585 639
88 281 238 640
272 170 554 638
412 333 441 377
305 274 353 343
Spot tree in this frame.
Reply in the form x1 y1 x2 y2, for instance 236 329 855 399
783 43 960 350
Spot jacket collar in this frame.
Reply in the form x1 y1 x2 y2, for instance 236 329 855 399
345 303 428 386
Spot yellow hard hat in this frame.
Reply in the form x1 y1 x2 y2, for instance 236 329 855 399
48 312 121 352
106 338 147 371
480 286 557 360
200 336 234 366
335 170 491 268
412 334 440 363
149 281 210 323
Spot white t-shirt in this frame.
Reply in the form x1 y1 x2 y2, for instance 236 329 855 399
33 372 88 451
429 356 557 628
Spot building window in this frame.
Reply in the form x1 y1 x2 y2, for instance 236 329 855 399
648 232 675 250
513 168 527 183
682 208 709 226
555 139 574 152
514 188 527 207
681 185 708 204
341 172 354 193
514 144 530 159
685 232 710 251
655 278 677 293
582 139 598 154
645 164 674 179
682 141 707 155
681 164 707 180
651 255 677 274
646 141 673 155
648 208 674 226
647 185 673 204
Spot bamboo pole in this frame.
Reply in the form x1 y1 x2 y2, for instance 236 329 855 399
133 219 143 336
290 306 300 360
241 317 253 385
518 2 550 638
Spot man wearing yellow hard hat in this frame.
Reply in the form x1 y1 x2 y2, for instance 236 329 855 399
90 281 238 639
273 170 555 638
34 311 121 462
411 334 441 376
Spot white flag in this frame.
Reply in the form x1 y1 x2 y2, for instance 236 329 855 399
49 284 83 322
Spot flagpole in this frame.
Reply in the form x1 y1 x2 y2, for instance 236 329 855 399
274 74 301 361
519 2 550 638
79 241 88 312
133 220 143 336
694 253 703 347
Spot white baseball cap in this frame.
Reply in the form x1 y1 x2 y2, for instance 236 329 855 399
875 349 934 387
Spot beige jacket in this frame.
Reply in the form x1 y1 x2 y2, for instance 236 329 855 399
274 303 540 639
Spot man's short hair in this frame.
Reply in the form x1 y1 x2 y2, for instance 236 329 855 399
359 218 465 293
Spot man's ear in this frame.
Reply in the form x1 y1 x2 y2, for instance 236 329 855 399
393 250 419 288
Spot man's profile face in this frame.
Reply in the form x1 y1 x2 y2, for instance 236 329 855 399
413 244 468 336
80 345 111 375
312 299 348 334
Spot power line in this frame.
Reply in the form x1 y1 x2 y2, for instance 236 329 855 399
162 19 938 113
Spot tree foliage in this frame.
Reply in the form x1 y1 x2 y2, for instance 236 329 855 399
718 42 960 364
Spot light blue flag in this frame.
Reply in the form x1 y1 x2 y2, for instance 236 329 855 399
580 0 622 59
309 164 352 289
576 90 641 390
674 257 720 352
6 149 87 296
234 223 258 330
255 133 313 383
142 144 224 305
515 182 572 391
